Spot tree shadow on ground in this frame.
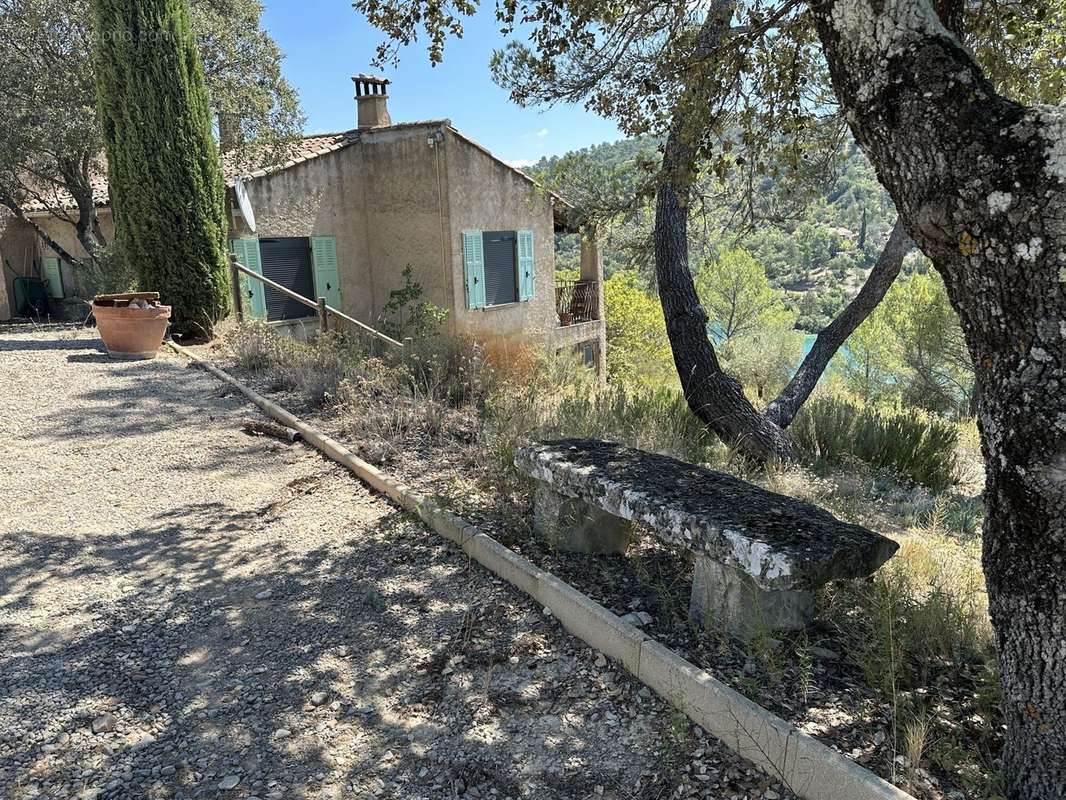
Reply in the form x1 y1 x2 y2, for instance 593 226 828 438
0 334 784 800
1 497 684 800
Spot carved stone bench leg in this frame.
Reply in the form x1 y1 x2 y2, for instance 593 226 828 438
689 556 815 637
533 483 633 554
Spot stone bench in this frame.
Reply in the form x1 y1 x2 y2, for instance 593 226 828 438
514 438 898 636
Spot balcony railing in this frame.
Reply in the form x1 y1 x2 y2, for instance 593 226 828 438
556 279 600 326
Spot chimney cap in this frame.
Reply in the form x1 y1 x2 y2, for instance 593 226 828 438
352 74 390 96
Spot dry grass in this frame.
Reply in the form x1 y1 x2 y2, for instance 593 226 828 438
222 323 1002 797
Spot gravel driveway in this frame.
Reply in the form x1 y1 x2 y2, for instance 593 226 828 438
0 327 791 800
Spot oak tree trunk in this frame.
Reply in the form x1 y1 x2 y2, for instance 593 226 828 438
811 3 1066 797
654 1 911 456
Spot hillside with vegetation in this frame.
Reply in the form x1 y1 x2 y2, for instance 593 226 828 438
532 135 899 331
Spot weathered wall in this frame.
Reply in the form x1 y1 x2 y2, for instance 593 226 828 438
234 124 452 329
0 210 114 318
443 130 558 344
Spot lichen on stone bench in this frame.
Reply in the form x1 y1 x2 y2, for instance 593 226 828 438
514 438 898 636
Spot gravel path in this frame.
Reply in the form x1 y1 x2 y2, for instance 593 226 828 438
0 328 793 800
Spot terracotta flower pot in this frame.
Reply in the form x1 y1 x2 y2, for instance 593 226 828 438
92 293 172 360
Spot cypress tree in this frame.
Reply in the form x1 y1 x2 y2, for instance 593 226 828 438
91 0 229 339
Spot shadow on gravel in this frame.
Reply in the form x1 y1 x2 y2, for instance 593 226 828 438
0 336 100 352
24 360 231 441
0 495 669 799
66 352 113 364
0 335 771 800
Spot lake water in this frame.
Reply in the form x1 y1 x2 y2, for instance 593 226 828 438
798 333 855 370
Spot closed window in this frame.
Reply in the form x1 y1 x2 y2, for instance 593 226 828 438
482 230 518 306
231 235 342 322
462 229 535 309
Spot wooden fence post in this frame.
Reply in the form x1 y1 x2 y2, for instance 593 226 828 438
229 257 244 323
317 297 328 334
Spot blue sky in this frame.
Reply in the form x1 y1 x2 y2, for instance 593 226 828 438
260 0 623 167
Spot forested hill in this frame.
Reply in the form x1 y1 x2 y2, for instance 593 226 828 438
529 136 899 331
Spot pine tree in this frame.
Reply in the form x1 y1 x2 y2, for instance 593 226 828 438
91 0 229 338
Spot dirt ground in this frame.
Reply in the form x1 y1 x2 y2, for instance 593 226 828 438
0 326 794 800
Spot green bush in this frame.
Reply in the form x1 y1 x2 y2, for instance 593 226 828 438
792 396 958 490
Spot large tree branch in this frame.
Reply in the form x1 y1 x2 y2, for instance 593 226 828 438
764 219 912 427
655 0 797 463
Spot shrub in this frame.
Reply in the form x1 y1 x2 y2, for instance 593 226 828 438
227 322 279 372
791 395 958 489
602 271 674 387
378 265 449 341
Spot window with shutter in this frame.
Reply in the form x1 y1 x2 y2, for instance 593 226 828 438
482 230 518 305
462 230 486 309
231 238 267 320
310 236 342 310
517 230 535 301
42 257 63 299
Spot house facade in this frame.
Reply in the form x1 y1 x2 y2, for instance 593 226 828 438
0 76 606 378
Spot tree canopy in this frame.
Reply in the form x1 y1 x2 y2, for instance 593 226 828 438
0 0 303 268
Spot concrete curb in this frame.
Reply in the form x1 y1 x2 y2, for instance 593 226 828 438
167 342 915 800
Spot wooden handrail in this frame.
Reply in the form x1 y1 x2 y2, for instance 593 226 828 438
231 258 403 348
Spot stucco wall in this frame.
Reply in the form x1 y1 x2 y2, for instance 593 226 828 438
235 124 452 329
0 210 113 318
443 130 558 344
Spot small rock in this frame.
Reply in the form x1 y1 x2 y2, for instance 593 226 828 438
620 611 653 628
91 713 117 734
254 589 273 600
310 691 329 706
272 728 291 739
218 775 241 791
810 646 840 662
593 654 607 668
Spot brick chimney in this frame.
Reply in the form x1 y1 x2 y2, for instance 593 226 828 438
353 74 391 129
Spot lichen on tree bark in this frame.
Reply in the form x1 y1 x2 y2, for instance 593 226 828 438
810 2 1066 797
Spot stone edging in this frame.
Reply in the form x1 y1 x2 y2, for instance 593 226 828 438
166 341 915 800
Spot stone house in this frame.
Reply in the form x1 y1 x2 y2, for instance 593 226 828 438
0 75 606 377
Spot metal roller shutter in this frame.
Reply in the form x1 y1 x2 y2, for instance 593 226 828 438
258 237 316 321
482 230 518 306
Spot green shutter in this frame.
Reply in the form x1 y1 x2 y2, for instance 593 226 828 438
231 238 267 320
42 256 64 299
310 236 342 310
517 230 535 301
462 230 486 309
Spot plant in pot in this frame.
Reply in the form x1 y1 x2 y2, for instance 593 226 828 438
92 292 171 359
